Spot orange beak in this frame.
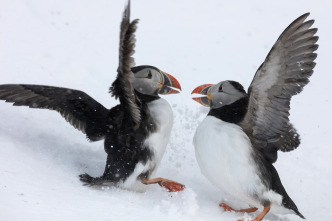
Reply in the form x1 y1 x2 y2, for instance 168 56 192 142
191 84 213 106
159 71 182 95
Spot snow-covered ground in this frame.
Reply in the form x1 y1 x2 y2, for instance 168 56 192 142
0 0 331 220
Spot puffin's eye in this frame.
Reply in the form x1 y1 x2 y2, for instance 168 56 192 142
147 71 152 79
219 85 223 92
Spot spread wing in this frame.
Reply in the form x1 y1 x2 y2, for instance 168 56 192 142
240 13 318 162
0 84 109 141
109 1 141 129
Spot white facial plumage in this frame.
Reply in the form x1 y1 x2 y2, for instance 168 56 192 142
208 81 247 109
132 68 162 96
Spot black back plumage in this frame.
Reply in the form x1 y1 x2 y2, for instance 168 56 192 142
102 98 158 183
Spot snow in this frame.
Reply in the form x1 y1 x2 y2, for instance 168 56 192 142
0 0 331 220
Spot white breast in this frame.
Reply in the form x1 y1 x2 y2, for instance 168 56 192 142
123 98 173 190
194 116 280 207
144 98 173 168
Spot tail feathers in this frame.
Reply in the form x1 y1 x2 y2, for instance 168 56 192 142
282 200 305 219
79 173 114 186
268 164 305 219
297 211 306 219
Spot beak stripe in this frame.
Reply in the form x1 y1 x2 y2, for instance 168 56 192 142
192 97 210 107
208 92 212 100
163 72 182 91
158 71 182 95
163 73 171 88
191 84 213 95
191 84 213 107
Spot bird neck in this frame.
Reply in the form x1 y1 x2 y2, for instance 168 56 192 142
135 90 160 103
208 96 249 124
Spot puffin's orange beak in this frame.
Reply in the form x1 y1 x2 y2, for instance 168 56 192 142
158 71 182 95
191 84 213 106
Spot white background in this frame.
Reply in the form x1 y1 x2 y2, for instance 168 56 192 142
0 0 331 220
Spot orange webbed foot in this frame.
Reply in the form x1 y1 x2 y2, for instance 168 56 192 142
220 204 270 221
142 177 185 192
158 180 185 192
219 203 234 211
219 202 258 213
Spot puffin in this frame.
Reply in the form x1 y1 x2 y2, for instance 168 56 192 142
0 1 185 192
191 13 318 220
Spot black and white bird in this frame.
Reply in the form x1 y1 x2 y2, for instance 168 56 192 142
191 13 318 220
0 1 184 192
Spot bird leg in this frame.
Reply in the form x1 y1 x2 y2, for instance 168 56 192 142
252 205 270 221
219 203 258 213
142 178 185 192
220 203 271 221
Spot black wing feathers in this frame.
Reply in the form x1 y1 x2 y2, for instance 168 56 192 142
241 13 318 162
109 1 141 129
0 84 109 141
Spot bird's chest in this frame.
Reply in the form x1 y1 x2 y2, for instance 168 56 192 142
193 116 261 199
144 99 173 164
122 99 173 189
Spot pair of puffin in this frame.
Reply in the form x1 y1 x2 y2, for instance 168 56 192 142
0 1 317 220
192 13 318 220
0 1 184 192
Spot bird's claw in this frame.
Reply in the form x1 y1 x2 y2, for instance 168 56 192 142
158 180 185 192
219 203 233 211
